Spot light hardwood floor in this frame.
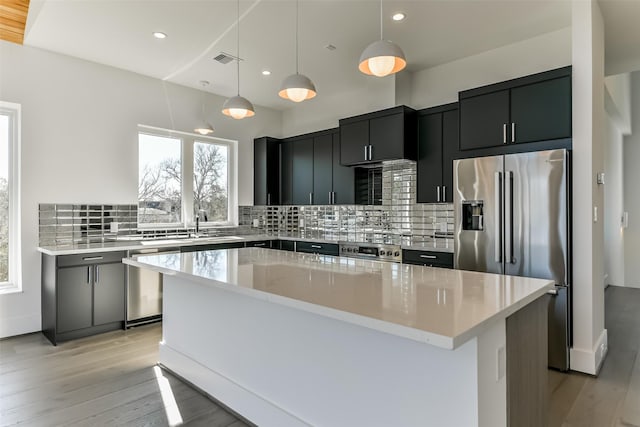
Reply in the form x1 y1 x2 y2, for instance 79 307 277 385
1 285 639 427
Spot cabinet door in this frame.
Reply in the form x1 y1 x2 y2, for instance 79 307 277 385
340 120 369 165
57 266 93 333
93 263 125 325
253 138 267 205
417 113 443 203
280 141 293 205
332 132 355 204
313 134 333 205
292 138 314 205
510 76 571 144
459 90 510 150
369 113 404 161
441 109 458 203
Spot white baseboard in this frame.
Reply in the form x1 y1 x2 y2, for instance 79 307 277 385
0 313 40 339
159 343 309 427
570 329 608 375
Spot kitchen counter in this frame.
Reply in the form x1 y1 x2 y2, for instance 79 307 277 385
36 234 273 256
38 234 454 256
124 248 551 349
127 247 551 426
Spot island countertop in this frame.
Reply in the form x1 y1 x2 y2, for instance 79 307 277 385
125 248 553 350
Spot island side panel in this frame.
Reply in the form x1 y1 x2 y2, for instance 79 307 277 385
160 275 482 427
506 295 549 427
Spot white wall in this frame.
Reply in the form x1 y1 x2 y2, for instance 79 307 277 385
569 0 607 375
410 28 572 109
623 72 640 287
0 41 282 338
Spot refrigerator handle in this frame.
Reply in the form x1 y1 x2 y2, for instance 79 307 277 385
494 172 502 263
505 170 513 264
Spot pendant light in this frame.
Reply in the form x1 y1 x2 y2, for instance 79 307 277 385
358 0 406 77
222 0 255 119
279 0 316 102
194 80 214 135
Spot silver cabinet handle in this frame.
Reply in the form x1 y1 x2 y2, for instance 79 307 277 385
511 123 516 143
82 256 103 261
267 193 271 205
442 186 447 202
503 124 507 144
253 242 266 247
332 192 335 204
368 145 372 161
87 266 91 284
419 255 437 259
311 244 322 249
309 193 313 204
505 171 513 264
547 289 558 296
329 191 332 205
95 265 99 285
437 186 441 202
495 171 503 263
364 145 368 160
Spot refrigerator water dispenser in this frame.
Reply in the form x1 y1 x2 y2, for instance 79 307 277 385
462 201 484 231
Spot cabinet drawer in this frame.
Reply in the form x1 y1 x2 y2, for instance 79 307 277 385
296 241 339 256
402 250 453 268
278 240 296 252
245 240 272 248
180 242 244 252
58 251 126 267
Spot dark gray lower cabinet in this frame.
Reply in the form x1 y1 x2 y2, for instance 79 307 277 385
42 251 126 345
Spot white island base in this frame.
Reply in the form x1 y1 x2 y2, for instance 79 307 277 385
160 274 533 427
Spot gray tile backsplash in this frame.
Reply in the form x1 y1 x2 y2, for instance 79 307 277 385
240 160 454 250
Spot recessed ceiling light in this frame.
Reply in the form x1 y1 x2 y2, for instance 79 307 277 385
262 70 271 76
392 12 406 21
153 32 167 39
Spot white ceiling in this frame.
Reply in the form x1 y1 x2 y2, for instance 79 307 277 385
22 0 633 111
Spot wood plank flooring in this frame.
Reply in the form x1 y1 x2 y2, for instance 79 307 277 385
1 285 639 426
0 324 248 427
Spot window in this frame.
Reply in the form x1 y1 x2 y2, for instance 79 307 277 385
138 126 237 228
0 101 21 292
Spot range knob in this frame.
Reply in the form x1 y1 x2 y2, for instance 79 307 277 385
394 251 400 257
379 250 386 256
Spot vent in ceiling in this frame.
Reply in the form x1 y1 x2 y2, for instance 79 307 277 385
213 52 242 64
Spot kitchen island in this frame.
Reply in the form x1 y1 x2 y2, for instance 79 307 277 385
124 248 553 427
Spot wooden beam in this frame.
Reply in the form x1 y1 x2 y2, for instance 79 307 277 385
0 0 30 45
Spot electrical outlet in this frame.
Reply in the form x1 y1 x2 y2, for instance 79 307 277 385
252 219 259 228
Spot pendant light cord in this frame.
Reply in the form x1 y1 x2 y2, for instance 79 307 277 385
379 0 383 40
295 0 299 75
236 0 240 96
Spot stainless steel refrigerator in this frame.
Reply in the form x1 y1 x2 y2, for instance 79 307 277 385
453 148 570 371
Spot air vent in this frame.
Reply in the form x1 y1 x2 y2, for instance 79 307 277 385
213 52 242 64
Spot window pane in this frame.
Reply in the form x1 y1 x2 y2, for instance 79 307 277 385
0 114 8 281
138 133 182 224
193 141 228 223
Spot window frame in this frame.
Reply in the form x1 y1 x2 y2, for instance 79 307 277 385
137 125 238 229
0 101 22 294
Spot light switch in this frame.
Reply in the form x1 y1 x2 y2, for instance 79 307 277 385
597 172 605 185
496 346 506 381
622 212 629 228
594 206 598 223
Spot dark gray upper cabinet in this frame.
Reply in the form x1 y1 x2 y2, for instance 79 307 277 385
339 106 416 166
254 137 281 205
332 132 355 204
292 137 314 205
417 103 458 204
459 67 572 151
280 141 293 205
313 134 333 205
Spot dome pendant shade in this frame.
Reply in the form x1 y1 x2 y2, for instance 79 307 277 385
358 39 406 77
194 123 214 135
221 95 255 119
278 73 317 102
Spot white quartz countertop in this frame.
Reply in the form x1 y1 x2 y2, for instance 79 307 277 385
37 234 272 255
123 248 553 350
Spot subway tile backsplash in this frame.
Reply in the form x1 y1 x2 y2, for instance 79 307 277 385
240 160 454 250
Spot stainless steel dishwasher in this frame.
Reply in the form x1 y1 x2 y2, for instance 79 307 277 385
126 246 179 327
